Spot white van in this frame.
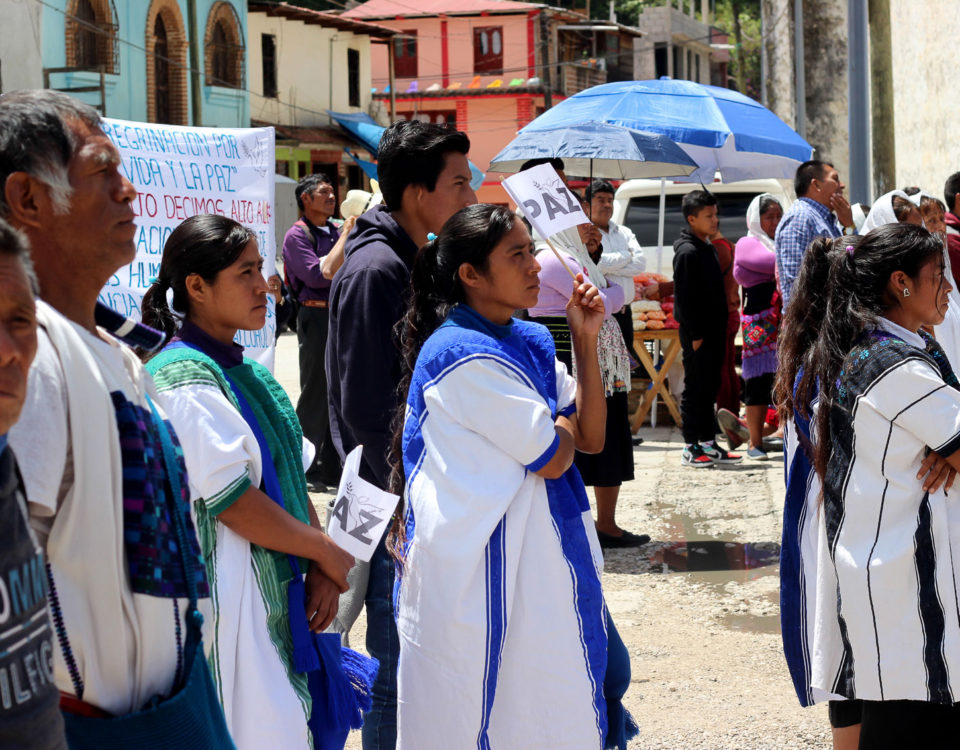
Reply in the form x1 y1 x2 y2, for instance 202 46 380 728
611 178 793 278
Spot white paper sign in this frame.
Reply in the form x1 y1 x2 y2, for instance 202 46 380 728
327 446 400 562
97 118 278 370
502 163 590 240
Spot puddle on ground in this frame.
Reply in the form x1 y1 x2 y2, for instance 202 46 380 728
650 540 781 573
646 543 783 636
721 612 781 634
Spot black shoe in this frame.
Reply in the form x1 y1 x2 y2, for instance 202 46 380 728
632 435 645 446
305 476 329 493
596 529 651 549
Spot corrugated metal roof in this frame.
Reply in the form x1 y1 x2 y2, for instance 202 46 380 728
249 2 398 37
342 0 542 20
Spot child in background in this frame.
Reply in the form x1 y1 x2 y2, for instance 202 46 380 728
673 190 742 467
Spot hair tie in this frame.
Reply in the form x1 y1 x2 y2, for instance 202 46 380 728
846 245 855 256
148 276 159 284
426 232 438 242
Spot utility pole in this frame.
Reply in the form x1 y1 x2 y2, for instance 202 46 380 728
186 0 202 126
793 0 805 140
869 0 895 196
388 45 396 120
847 0 870 204
539 12 553 109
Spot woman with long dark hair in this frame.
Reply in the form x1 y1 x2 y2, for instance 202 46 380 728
389 204 636 749
140 214 361 749
776 223 960 746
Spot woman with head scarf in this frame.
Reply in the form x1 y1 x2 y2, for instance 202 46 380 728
722 193 783 460
860 189 923 233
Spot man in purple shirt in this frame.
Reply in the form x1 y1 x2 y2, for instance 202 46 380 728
282 173 345 489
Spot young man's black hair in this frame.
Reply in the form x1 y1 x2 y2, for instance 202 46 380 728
377 120 470 211
681 189 718 219
793 160 830 198
944 171 960 214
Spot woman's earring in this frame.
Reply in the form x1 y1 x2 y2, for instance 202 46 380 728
903 288 911 297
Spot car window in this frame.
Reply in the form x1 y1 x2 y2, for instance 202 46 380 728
623 192 762 278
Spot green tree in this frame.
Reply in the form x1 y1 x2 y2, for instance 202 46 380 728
712 0 762 99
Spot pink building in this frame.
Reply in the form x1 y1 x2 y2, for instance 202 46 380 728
342 0 645 204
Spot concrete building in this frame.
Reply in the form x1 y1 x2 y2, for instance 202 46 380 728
342 0 645 204
760 0 960 204
0 0 45 93
247 1 395 199
633 2 725 85
27 0 249 127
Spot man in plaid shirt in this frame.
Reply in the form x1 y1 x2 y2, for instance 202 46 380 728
776 160 856 308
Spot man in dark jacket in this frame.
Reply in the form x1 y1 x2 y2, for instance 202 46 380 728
326 119 476 749
673 190 741 467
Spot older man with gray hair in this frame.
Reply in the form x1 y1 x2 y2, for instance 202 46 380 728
1 90 226 739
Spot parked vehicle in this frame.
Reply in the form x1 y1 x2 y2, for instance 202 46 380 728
612 178 793 277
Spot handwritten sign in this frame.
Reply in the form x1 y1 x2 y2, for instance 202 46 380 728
327 446 400 562
502 163 590 240
97 118 277 369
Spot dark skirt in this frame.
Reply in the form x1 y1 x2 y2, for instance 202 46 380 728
575 391 635 487
531 315 635 488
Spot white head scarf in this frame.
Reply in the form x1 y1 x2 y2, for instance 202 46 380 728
861 189 911 233
745 193 781 253
851 202 868 231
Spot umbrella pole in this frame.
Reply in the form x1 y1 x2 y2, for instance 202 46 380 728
656 178 666 275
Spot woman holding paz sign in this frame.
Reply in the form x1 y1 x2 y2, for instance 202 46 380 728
389 204 636 749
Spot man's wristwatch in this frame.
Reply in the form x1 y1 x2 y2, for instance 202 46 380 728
843 225 856 236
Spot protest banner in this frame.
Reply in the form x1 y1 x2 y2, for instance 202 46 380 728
97 118 278 369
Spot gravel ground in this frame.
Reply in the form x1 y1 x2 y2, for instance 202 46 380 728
273 333 832 749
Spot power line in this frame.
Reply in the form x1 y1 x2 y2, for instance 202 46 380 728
31 0 373 127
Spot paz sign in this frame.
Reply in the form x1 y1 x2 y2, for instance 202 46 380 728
502 163 590 240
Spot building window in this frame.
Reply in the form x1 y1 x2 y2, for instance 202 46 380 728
393 29 417 78
154 14 171 124
204 1 244 89
145 0 188 125
695 53 701 83
473 27 503 75
654 43 668 79
348 48 360 107
66 0 119 74
262 34 277 98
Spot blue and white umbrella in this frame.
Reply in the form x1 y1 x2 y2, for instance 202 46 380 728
488 121 698 179
520 79 813 183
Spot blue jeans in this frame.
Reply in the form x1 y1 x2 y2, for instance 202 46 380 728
361 539 399 749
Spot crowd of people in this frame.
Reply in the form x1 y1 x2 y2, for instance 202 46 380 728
5 83 960 750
